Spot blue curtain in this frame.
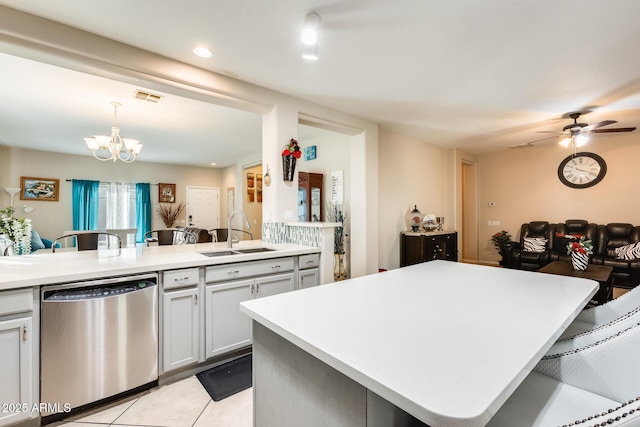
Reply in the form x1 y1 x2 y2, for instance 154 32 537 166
72 179 99 230
136 183 151 243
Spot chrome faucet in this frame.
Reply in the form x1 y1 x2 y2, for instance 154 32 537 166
227 210 250 248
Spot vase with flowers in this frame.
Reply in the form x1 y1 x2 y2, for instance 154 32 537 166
282 138 301 181
0 206 32 255
567 235 593 271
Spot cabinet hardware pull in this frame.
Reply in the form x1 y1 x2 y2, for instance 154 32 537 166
227 270 240 275
256 283 260 293
23 323 27 341
174 276 188 282
251 284 254 295
271 265 281 270
306 260 314 265
194 294 198 305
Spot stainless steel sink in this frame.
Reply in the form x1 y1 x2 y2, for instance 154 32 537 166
200 250 240 257
233 247 276 254
199 247 276 257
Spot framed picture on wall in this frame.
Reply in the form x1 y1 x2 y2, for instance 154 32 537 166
20 176 60 201
158 183 176 203
247 187 255 203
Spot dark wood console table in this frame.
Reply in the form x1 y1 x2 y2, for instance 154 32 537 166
400 231 458 267
538 261 613 305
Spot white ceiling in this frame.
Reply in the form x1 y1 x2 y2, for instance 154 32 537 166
1 0 640 166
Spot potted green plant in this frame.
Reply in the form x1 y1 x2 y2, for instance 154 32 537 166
0 206 32 255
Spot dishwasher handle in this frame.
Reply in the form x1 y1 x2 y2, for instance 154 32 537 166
43 279 156 301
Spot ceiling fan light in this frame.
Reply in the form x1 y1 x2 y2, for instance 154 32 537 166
575 134 588 147
559 137 571 147
301 12 320 45
132 143 143 155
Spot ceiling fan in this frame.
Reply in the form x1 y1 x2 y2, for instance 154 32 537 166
536 112 636 149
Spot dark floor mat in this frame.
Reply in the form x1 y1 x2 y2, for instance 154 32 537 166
196 354 252 401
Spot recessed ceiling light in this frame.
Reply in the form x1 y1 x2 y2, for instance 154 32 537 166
210 162 217 166
194 47 213 58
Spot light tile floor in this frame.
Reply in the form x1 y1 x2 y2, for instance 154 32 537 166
53 377 252 427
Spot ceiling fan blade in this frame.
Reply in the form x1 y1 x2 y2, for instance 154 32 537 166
525 135 563 144
590 127 636 133
581 120 617 131
536 130 567 134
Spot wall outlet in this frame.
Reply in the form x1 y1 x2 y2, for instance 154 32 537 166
285 210 293 220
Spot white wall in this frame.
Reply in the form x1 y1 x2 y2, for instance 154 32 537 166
1 147 222 240
298 130 351 218
476 134 640 265
1 10 380 274
378 129 448 270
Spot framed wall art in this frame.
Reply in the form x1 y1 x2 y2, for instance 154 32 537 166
158 183 176 203
20 176 60 202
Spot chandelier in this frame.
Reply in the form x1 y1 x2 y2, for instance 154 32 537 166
84 102 142 163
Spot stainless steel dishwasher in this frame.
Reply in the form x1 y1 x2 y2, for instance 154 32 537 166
41 273 158 417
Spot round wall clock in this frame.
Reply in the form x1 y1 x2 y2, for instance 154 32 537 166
557 152 607 189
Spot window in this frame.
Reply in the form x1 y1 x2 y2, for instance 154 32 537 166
98 183 137 231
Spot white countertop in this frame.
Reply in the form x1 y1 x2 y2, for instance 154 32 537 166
0 240 319 291
240 261 598 427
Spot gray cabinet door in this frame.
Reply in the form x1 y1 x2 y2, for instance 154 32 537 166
0 317 33 426
162 288 199 373
256 273 295 298
299 268 320 289
205 279 253 359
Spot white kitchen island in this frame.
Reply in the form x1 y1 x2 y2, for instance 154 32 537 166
240 261 598 427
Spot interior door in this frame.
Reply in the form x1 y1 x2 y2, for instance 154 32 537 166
186 187 219 229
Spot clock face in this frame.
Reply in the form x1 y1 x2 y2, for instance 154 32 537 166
557 152 607 189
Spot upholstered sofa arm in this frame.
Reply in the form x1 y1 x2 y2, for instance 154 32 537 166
500 240 520 268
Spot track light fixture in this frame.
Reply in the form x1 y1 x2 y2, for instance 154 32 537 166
301 12 320 45
301 12 320 60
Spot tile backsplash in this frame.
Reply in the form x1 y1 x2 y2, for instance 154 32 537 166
262 222 322 247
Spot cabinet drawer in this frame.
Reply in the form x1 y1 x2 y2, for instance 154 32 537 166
0 288 33 316
299 253 320 269
206 257 294 283
163 268 200 290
